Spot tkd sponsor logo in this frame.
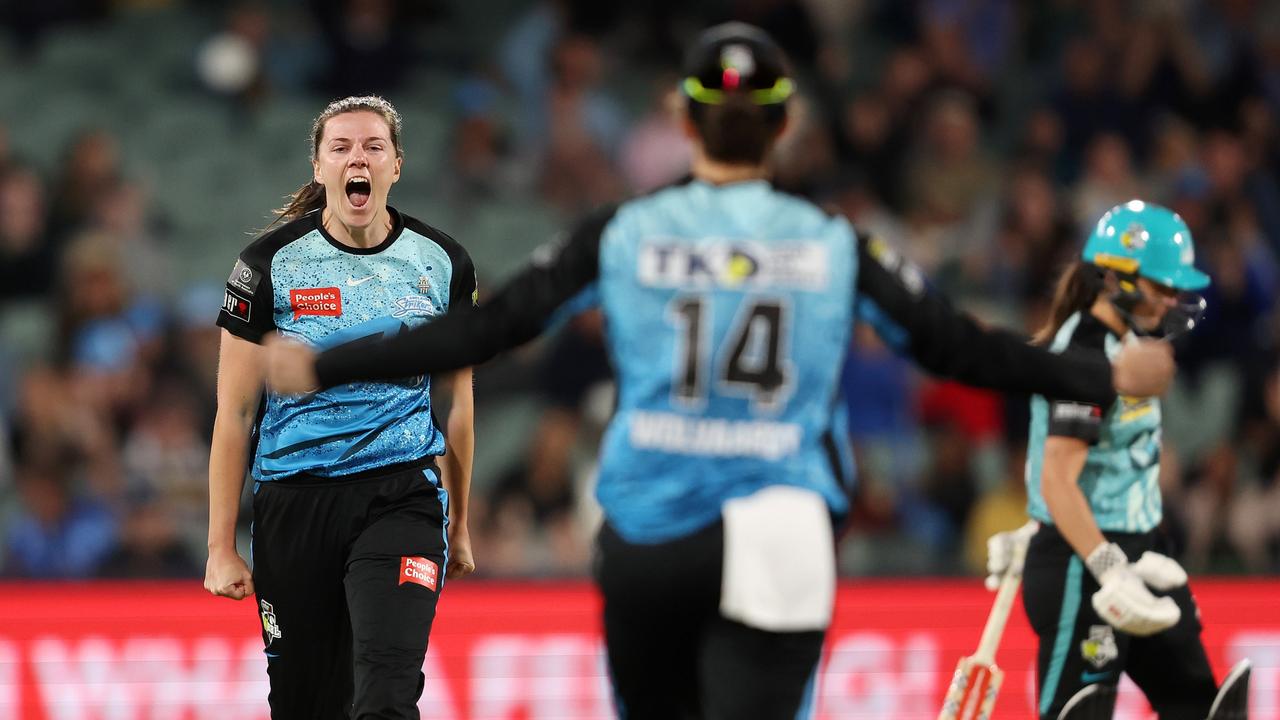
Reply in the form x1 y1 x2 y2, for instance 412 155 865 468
639 243 761 288
637 240 829 290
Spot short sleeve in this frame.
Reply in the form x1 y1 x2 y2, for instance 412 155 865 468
1047 399 1105 444
450 246 478 309
215 254 276 343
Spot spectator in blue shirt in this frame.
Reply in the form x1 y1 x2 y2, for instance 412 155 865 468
5 464 117 578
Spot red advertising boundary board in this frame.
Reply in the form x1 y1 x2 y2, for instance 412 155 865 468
0 579 1275 719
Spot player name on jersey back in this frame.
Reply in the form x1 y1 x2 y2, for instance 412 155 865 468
637 239 829 290
628 410 802 460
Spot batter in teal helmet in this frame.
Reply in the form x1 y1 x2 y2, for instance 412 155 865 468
1081 199 1209 339
985 200 1250 719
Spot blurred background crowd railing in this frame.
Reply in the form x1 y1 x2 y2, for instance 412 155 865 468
2 0 1280 581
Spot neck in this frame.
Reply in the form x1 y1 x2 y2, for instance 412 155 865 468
690 146 768 185
323 207 392 249
1090 296 1130 336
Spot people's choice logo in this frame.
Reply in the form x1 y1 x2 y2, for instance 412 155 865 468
399 556 439 591
290 287 342 319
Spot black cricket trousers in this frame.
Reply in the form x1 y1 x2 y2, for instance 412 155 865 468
595 520 826 720
1022 524 1217 720
251 462 449 719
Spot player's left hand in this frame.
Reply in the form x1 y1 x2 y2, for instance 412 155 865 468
263 333 320 395
446 524 476 579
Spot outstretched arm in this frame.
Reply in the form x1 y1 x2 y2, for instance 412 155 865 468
854 234 1171 404
302 207 614 390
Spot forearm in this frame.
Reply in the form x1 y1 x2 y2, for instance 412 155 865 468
856 236 1116 406
1042 462 1106 559
441 425 473 527
440 376 474 527
208 413 252 552
317 306 516 388
317 206 611 389
916 326 1116 406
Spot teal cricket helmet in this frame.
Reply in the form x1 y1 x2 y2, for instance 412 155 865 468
1082 200 1210 291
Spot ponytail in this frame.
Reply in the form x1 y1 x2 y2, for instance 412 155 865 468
277 181 326 222
1033 261 1103 345
256 180 324 233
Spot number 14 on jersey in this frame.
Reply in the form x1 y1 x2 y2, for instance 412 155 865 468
668 295 793 412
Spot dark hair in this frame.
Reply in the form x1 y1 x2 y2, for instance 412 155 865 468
1034 261 1103 344
272 95 404 225
688 95 786 165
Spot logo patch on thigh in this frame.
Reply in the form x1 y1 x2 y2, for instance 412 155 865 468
399 556 439 591
259 599 282 643
1081 625 1118 668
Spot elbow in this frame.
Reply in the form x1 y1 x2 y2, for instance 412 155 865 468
447 412 474 444
214 402 259 437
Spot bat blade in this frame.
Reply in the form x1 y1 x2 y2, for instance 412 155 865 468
938 656 1005 720
940 535 1026 720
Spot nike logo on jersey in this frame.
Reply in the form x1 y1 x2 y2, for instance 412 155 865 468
346 275 376 286
1080 671 1113 684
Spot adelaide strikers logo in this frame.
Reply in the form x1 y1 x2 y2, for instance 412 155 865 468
392 294 437 318
260 599 282 644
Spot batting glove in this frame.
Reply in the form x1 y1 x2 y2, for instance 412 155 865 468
985 520 1039 591
1131 551 1188 591
1086 542 1181 636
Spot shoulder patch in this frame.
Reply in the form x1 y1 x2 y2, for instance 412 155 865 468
1052 401 1102 423
866 235 925 296
228 259 262 294
222 288 252 322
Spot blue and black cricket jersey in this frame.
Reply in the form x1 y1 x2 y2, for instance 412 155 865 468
216 208 476 482
314 179 1115 543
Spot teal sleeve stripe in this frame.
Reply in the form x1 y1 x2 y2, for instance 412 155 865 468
1040 556 1083 716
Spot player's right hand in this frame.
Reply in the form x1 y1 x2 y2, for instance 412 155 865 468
205 549 255 600
1112 336 1175 398
1131 551 1188 591
984 520 1038 590
263 333 320 395
1086 542 1180 636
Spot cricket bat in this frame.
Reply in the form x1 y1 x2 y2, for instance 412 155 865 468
937 537 1029 720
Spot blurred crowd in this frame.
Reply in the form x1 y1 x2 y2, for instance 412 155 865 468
2 0 1280 579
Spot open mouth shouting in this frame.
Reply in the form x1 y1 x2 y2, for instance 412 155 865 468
345 176 372 209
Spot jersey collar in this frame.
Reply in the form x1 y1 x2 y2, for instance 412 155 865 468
315 206 405 255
